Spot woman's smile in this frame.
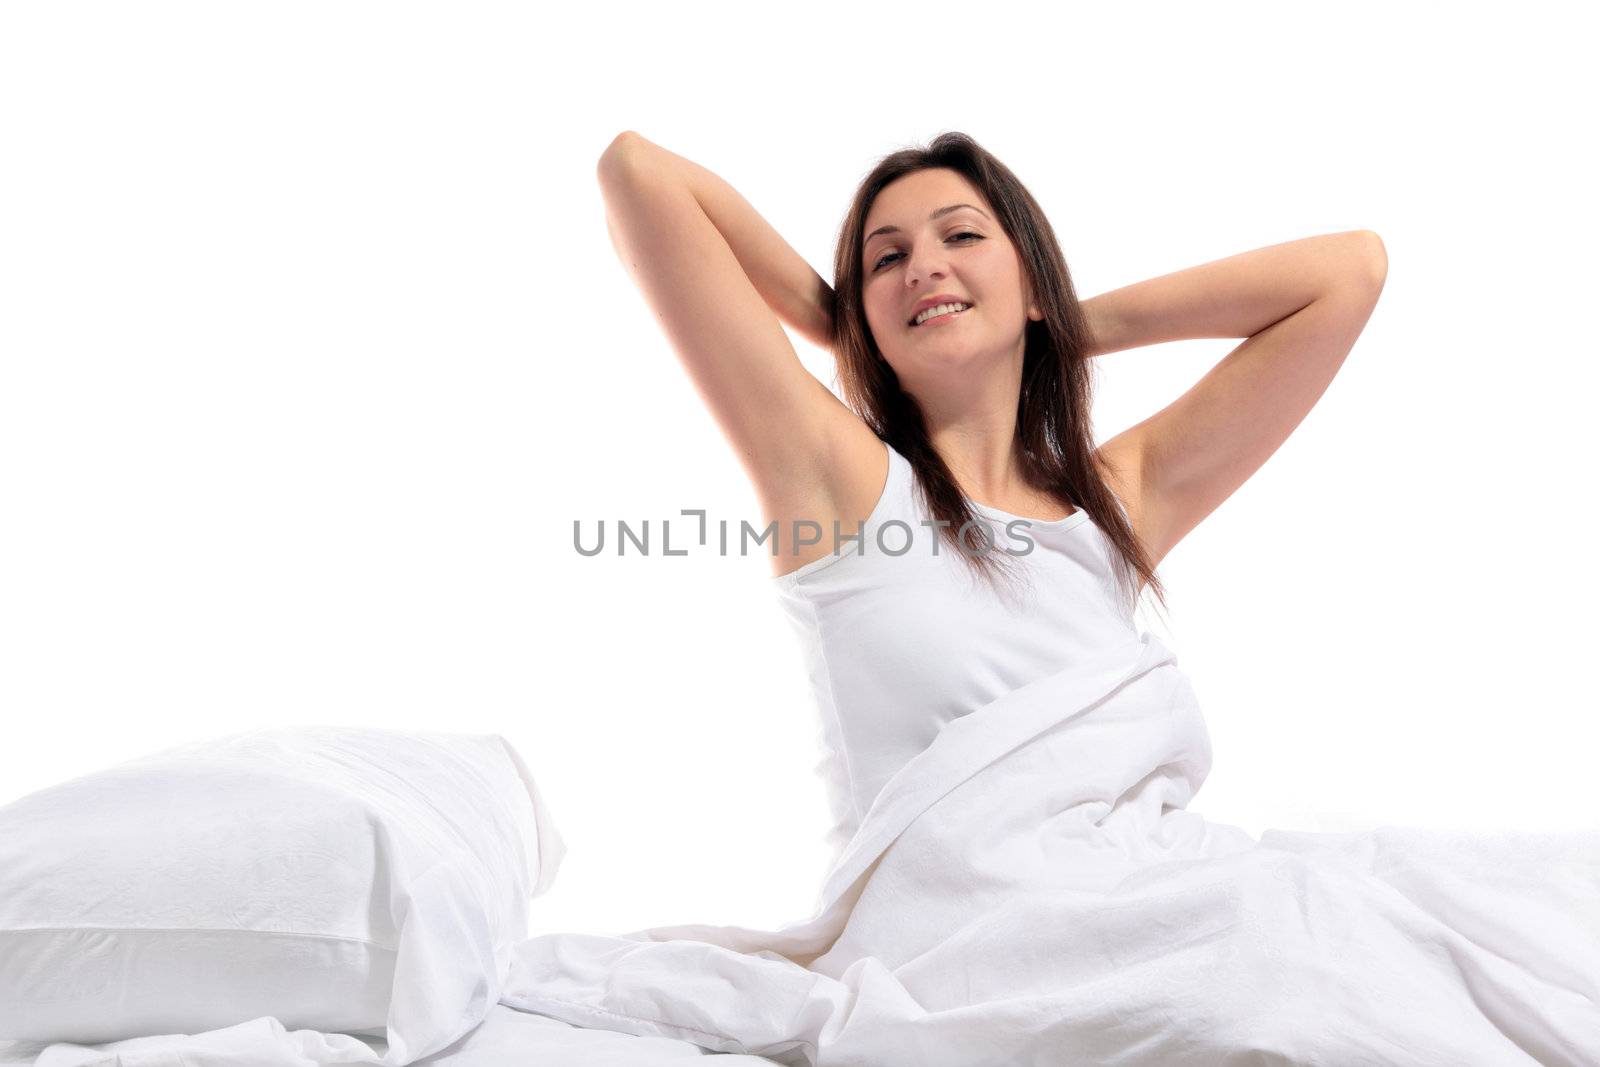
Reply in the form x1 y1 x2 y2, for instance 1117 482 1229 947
911 304 974 330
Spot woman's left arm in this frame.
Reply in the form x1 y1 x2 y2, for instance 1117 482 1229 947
1080 230 1388 566
1080 230 1386 358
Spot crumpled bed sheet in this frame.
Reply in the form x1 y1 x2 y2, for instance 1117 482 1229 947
499 632 1600 1066
4 632 1596 1066
0 1004 789 1067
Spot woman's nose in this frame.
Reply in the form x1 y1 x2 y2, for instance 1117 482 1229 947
904 250 949 290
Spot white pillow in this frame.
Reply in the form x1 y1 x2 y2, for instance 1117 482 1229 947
0 725 566 1064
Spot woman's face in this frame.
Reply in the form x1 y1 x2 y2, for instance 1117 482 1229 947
859 167 1042 384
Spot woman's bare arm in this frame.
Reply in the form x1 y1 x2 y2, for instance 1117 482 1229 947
1078 231 1385 357
593 131 875 558
1091 231 1387 564
600 132 836 352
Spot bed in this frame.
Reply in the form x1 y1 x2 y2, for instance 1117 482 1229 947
3 648 1597 1066
0 1006 790 1067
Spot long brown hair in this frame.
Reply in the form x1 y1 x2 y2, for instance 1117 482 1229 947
826 131 1170 619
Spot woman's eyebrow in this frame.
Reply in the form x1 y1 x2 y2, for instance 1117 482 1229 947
865 203 991 245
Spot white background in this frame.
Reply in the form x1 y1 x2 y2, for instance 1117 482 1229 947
1 2 1594 940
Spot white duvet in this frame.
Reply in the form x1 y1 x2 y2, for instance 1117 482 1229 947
498 632 1600 1066
4 632 1596 1066
0 1004 787 1067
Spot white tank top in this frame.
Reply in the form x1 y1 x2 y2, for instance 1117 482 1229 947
771 438 1141 862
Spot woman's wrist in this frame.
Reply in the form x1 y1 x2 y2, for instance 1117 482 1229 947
1079 295 1124 358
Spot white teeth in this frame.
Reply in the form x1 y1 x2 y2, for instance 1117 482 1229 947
913 302 971 326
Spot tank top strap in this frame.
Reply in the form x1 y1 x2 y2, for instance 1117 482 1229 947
873 440 924 530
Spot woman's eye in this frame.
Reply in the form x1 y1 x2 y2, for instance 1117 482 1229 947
871 231 982 271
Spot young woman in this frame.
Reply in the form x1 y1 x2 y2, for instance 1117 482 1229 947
504 132 1600 1063
595 129 1387 860
595 129 1384 596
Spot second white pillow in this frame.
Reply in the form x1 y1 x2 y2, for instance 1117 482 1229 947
0 725 566 1064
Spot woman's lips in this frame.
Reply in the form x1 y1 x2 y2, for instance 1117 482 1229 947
911 305 973 329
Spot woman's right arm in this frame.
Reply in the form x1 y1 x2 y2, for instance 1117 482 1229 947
594 131 866 532
598 132 835 353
